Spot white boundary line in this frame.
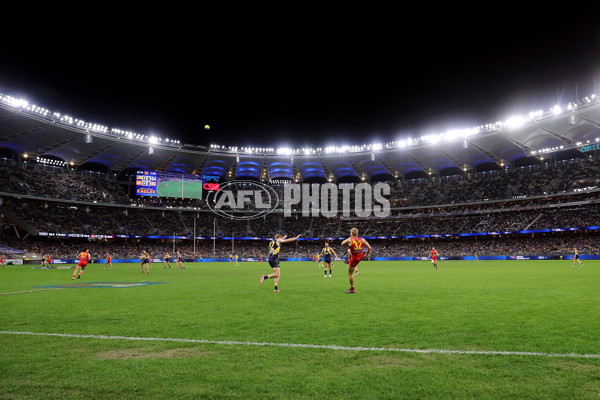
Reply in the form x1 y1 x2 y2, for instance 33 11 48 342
1 330 599 359
0 289 60 296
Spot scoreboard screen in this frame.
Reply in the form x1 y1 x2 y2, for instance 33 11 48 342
136 171 157 196
135 170 203 199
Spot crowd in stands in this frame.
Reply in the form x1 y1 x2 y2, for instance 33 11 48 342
0 154 598 210
2 196 599 239
0 164 129 204
1 153 599 260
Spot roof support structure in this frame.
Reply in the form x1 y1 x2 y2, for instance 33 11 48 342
576 115 600 129
539 127 574 146
500 132 535 153
156 150 181 172
112 148 150 171
438 148 465 170
468 141 499 162
373 155 399 179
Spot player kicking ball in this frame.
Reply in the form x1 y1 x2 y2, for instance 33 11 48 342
259 233 301 292
341 228 371 293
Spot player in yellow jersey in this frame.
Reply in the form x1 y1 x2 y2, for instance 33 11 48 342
572 247 583 267
319 242 337 277
259 233 301 292
140 250 150 275
176 251 185 270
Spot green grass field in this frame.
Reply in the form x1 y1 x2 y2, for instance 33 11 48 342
1 260 599 399
156 180 203 199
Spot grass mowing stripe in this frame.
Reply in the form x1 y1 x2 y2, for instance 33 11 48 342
2 330 599 359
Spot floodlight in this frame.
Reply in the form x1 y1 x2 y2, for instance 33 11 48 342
505 116 526 129
552 105 562 115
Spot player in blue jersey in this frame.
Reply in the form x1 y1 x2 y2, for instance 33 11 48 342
163 252 172 269
572 247 583 267
259 233 301 292
319 242 337 277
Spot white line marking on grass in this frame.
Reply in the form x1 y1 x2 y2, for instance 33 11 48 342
0 289 60 296
1 330 599 359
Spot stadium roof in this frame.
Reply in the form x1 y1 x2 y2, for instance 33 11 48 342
1 93 599 182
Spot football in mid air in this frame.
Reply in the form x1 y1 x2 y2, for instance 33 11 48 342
205 125 210 130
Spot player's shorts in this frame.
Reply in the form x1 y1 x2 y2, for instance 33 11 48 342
431 257 438 262
77 260 88 269
574 255 579 260
268 255 280 269
348 252 363 268
164 258 170 262
141 259 149 264
323 255 332 263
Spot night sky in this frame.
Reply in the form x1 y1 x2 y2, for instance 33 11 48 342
1 7 599 150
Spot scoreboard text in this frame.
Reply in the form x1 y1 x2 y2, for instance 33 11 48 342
136 170 157 196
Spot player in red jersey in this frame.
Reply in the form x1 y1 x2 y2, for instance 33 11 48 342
176 251 185 270
73 248 91 280
105 253 113 270
0 254 5 268
429 247 439 270
40 254 53 268
341 228 371 293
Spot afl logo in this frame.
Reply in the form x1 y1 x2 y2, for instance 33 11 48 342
205 180 279 220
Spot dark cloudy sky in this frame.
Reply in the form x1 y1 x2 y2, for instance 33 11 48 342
1 6 599 150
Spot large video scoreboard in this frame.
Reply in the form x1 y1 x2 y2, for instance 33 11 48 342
135 170 204 199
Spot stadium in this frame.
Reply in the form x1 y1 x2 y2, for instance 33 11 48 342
1 84 600 399
1 90 599 261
